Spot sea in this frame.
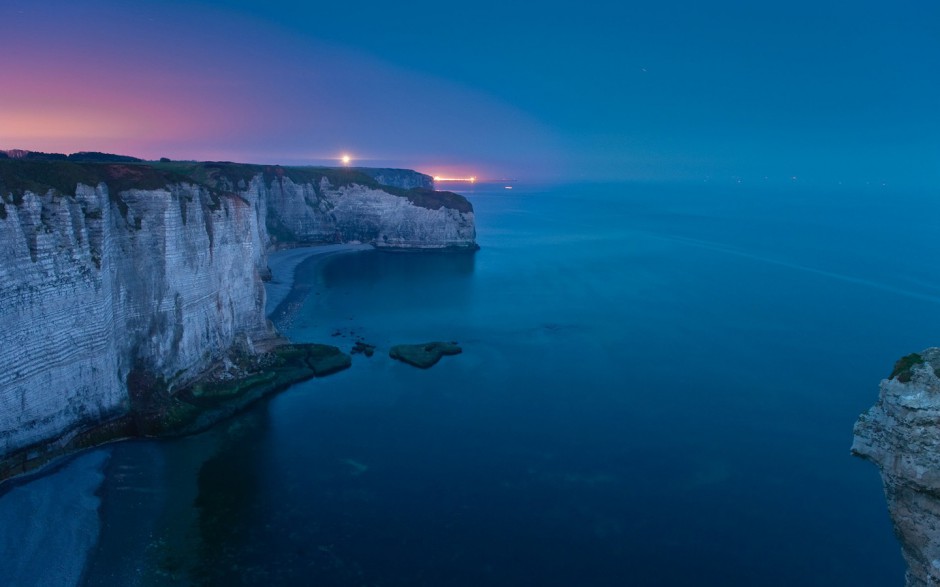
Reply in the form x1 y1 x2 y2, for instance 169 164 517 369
4 180 939 586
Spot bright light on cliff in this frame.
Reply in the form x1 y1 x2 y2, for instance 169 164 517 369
341 154 351 165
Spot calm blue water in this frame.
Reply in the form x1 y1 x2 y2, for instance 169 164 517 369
84 181 940 585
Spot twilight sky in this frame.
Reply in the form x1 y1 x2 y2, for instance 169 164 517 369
1 0 937 185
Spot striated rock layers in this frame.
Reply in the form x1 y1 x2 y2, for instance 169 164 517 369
0 160 476 468
853 349 940 587
266 179 476 248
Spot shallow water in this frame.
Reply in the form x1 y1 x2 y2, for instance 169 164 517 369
0 450 110 587
10 181 939 586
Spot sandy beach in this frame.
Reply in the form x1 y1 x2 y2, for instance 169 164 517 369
265 244 373 318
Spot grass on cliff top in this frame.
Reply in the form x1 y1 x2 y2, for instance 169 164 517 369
0 159 472 214
389 187 473 213
151 161 399 190
0 160 192 201
890 353 925 383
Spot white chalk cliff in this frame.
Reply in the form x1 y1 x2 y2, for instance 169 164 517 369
0 161 476 469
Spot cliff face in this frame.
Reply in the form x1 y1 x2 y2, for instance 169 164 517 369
265 177 476 248
853 349 940 587
0 181 270 458
0 160 476 464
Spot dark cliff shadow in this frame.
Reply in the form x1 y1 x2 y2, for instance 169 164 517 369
189 408 271 586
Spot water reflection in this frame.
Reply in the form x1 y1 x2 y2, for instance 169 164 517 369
191 409 270 585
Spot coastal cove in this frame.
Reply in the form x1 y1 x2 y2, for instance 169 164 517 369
0 159 477 479
3 180 939 585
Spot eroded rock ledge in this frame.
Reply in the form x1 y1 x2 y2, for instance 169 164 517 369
853 348 940 587
0 344 350 482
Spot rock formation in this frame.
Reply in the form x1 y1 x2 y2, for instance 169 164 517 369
0 159 476 471
853 349 940 587
389 342 462 368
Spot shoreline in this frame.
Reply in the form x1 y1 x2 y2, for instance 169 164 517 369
0 245 372 586
0 244 371 486
265 243 374 318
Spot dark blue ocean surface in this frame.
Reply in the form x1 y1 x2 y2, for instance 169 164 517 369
88 182 940 586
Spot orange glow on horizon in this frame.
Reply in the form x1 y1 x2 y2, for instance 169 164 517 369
432 175 477 183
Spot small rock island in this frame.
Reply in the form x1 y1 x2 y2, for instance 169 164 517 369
390 342 463 368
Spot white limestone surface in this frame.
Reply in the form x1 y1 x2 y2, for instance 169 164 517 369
0 183 270 457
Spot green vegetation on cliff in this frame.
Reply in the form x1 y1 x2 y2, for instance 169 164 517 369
0 161 189 201
0 157 471 214
125 343 350 436
890 353 925 383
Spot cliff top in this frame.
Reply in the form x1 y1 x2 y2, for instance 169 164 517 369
0 157 472 214
0 150 143 162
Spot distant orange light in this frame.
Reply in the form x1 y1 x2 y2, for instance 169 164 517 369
341 154 351 165
433 176 477 183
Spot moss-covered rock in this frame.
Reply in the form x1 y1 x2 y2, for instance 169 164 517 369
389 341 462 368
306 343 352 375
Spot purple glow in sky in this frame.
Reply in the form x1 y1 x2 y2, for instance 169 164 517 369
0 1 562 179
1 0 937 185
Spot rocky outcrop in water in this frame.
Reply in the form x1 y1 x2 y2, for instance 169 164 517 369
0 159 476 472
853 349 940 587
389 342 462 368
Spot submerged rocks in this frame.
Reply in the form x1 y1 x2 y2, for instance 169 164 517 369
389 342 462 369
852 347 940 587
351 341 376 357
